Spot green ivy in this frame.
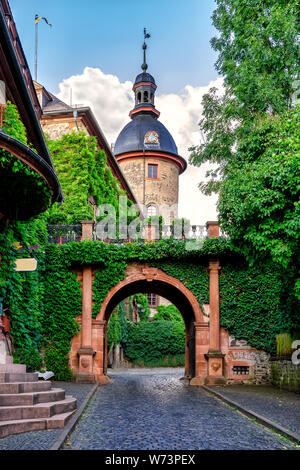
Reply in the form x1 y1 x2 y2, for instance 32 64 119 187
45 131 133 224
0 102 51 220
123 321 185 363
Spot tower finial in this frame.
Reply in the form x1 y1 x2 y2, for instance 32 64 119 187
142 28 151 72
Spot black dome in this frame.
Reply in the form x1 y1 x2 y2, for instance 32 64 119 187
134 72 156 85
114 114 178 155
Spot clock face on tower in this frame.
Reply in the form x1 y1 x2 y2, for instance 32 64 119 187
144 131 159 145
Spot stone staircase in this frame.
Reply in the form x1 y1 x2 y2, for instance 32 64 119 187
0 357 77 438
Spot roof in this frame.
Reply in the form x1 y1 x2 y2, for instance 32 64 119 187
134 72 156 85
43 91 73 113
35 83 137 204
114 114 178 156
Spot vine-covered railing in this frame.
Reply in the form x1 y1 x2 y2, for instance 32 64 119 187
47 224 209 244
47 224 82 244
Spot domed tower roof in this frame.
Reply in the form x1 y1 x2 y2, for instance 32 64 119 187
134 72 156 86
115 115 178 155
114 29 186 175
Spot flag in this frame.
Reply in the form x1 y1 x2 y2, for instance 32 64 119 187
35 14 52 27
144 28 150 39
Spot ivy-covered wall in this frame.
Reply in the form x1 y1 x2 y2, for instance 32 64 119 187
0 102 51 220
46 131 124 224
37 238 299 379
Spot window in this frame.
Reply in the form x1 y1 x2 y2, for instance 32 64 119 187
143 91 149 103
148 163 158 179
147 293 157 307
147 205 157 217
137 92 141 104
232 366 249 375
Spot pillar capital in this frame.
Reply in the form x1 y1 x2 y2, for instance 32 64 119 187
80 220 94 240
208 258 221 272
206 221 220 238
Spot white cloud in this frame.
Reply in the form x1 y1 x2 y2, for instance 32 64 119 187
57 67 224 224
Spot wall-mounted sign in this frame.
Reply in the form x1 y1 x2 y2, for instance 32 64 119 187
14 258 37 272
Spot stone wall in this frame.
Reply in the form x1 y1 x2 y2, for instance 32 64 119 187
41 119 87 140
270 359 300 392
253 351 271 384
118 157 179 221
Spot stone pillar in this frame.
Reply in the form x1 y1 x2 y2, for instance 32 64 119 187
92 319 110 384
205 258 226 385
77 265 95 382
81 220 94 241
206 221 220 238
190 322 209 386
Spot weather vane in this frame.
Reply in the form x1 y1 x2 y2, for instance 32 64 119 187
142 28 151 71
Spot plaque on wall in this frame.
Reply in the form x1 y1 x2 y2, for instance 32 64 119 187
144 131 159 149
229 335 249 347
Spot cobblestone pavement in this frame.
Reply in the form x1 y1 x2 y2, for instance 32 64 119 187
0 382 94 450
64 369 298 450
212 384 300 434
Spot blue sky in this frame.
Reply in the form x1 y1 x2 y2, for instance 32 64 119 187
9 0 219 95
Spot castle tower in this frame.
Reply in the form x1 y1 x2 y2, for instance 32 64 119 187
114 30 186 222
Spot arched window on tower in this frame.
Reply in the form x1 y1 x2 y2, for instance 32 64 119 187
147 204 157 218
137 92 141 104
143 91 149 103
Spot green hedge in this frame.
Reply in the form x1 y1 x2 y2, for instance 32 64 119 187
123 321 185 363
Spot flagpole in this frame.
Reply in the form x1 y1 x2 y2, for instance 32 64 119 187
35 20 38 81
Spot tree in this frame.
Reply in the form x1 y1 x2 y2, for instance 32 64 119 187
190 0 299 191
218 106 300 296
189 0 300 297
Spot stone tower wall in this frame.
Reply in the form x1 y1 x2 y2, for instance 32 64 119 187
118 157 179 222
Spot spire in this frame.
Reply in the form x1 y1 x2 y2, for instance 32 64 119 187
142 28 150 72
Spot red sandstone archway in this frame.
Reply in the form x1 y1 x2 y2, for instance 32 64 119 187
83 265 209 384
97 266 204 323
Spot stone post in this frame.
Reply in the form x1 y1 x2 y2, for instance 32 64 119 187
80 220 94 241
190 322 209 386
206 221 220 238
205 258 226 385
77 265 95 382
92 320 110 384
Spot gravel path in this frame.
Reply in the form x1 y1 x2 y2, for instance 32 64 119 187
0 382 94 450
63 369 298 450
211 384 300 434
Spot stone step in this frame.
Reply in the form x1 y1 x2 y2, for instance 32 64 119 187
0 396 77 421
0 372 39 383
0 381 52 394
0 410 76 438
0 388 65 406
0 364 26 373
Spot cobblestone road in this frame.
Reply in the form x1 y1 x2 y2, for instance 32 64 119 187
64 369 297 450
212 384 300 434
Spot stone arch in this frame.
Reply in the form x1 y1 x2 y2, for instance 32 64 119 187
96 265 204 324
89 264 208 383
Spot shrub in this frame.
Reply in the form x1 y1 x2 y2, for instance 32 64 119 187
123 320 185 363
